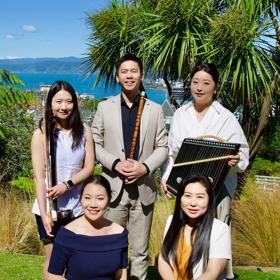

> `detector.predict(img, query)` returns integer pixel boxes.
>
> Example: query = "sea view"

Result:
[17,73,167,105]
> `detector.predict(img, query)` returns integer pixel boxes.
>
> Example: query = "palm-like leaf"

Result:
[84,0,280,171]
[0,70,36,139]
[84,0,144,89]
[0,70,35,105]
[207,0,278,117]
[141,0,213,80]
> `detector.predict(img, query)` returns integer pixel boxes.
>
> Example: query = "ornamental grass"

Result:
[232,178,280,266]
[0,189,42,255]
[149,195,175,265]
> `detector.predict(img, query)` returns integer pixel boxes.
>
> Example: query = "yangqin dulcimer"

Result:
[166,136,240,195]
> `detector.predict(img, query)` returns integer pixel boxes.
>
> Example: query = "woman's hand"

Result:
[48,273,66,280]
[158,253,176,280]
[196,259,228,280]
[47,182,67,200]
[41,214,54,237]
[160,179,173,198]
[115,268,127,280]
[227,154,240,167]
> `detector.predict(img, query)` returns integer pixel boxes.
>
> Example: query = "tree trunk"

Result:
[236,90,274,198]
[163,73,180,109]
[249,94,272,162]
[250,8,280,162]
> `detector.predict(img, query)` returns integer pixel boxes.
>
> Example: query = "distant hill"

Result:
[0,57,87,74]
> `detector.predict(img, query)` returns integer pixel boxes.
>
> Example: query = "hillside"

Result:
[0,57,86,74]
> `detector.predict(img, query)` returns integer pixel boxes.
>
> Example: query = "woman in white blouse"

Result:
[161,63,249,212]
[161,63,249,279]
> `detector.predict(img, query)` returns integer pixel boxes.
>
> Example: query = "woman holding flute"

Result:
[31,80,94,279]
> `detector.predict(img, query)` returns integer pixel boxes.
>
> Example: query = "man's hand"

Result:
[115,160,134,177]
[115,159,148,184]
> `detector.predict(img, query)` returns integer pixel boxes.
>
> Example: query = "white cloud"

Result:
[0,56,23,59]
[22,24,36,32]
[5,34,15,39]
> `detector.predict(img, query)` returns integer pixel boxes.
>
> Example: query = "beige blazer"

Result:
[92,94,168,205]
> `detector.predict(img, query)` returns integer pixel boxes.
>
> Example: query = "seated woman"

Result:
[158,174,231,280]
[48,175,128,280]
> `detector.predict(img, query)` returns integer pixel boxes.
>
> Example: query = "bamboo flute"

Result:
[128,91,146,159]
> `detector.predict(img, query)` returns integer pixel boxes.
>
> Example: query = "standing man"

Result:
[92,54,168,280]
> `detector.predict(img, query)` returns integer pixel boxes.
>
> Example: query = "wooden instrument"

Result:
[128,90,146,159]
[43,101,72,223]
[166,136,240,195]
[42,101,56,226]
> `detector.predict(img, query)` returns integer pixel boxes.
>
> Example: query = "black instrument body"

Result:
[166,138,240,195]
[46,112,72,222]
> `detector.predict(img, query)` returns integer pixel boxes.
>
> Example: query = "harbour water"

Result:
[17,73,167,105]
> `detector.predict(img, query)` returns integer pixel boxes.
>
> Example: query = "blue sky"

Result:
[0,0,109,59]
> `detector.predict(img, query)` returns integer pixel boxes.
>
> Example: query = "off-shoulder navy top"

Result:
[48,226,128,280]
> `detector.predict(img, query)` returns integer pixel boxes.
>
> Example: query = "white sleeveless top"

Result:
[32,129,86,217]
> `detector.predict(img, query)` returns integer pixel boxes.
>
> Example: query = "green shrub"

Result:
[0,105,35,183]
[251,156,280,176]
[10,176,35,194]
[94,164,103,175]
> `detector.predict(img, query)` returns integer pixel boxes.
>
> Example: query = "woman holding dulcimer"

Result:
[31,80,94,280]
[161,63,249,279]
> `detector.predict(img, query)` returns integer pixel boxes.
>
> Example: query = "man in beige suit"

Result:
[92,54,168,280]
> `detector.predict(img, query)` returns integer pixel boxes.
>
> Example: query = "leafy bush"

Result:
[258,125,280,162]
[0,105,35,183]
[232,182,280,266]
[10,176,35,194]
[94,164,103,175]
[251,156,280,176]
[83,98,105,112]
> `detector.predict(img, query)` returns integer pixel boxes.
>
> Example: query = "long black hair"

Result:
[161,174,215,278]
[43,80,84,151]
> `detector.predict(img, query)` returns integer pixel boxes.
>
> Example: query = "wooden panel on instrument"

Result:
[166,138,240,195]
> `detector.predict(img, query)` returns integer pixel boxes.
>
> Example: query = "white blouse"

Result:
[162,101,249,198]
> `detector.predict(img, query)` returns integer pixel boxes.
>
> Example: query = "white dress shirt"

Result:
[162,100,249,197]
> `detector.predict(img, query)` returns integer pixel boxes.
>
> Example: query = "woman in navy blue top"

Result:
[48,175,128,280]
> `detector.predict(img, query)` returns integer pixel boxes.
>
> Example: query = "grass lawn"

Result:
[148,266,280,280]
[0,252,280,280]
[0,252,44,280]
[234,268,280,280]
